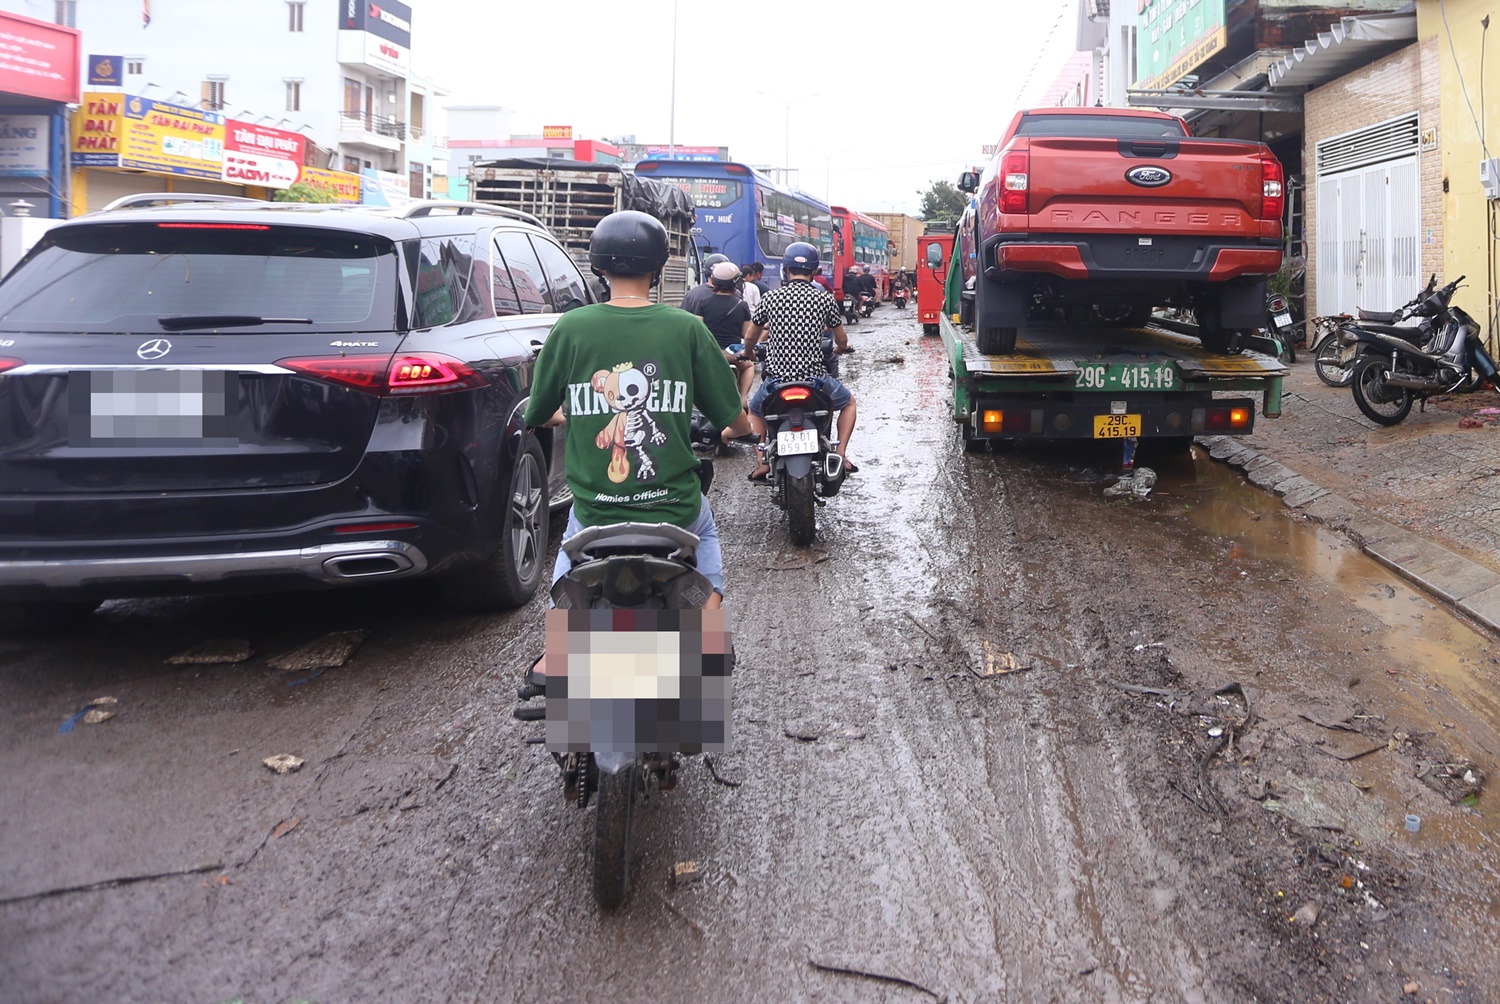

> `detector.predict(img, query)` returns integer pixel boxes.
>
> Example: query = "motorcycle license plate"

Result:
[1093,414,1141,438]
[776,429,819,455]
[1274,313,1293,328]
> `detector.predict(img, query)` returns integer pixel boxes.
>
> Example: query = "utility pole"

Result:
[668,0,678,158]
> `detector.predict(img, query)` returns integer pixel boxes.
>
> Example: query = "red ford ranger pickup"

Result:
[956,107,1284,354]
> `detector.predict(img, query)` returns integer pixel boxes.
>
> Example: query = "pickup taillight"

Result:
[1261,152,1284,222]
[1000,151,1029,215]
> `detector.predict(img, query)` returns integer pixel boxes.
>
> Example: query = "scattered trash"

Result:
[1103,466,1158,499]
[1291,902,1319,925]
[267,630,367,672]
[165,637,254,665]
[1403,980,1420,995]
[88,696,118,707]
[1404,814,1421,833]
[1132,641,1165,652]
[58,696,120,734]
[262,754,305,775]
[807,950,949,1003]
[82,709,115,725]
[1350,778,1376,791]
[784,725,827,742]
[879,354,906,365]
[1263,774,1389,842]
[1339,874,1356,889]
[271,817,301,838]
[702,755,741,788]
[1415,758,1486,802]
[672,860,702,886]
[1207,726,1224,738]
[972,642,1033,678]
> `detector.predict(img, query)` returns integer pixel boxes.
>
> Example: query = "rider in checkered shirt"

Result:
[740,242,856,480]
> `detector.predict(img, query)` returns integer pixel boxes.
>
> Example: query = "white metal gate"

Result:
[1315,113,1421,315]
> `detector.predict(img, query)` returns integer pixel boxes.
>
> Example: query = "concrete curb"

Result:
[1199,435,1500,639]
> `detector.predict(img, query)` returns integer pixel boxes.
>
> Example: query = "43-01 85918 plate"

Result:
[775,429,819,456]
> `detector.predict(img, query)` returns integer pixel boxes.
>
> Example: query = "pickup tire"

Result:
[977,326,1018,355]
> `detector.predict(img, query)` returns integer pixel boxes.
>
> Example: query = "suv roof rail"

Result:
[99,192,266,212]
[400,200,544,228]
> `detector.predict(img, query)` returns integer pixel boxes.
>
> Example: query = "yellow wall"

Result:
[1418,0,1500,333]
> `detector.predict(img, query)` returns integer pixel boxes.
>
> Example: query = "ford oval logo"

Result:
[1126,166,1172,188]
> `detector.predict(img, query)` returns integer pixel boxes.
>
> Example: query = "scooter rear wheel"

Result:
[1351,357,1413,426]
[592,761,637,910]
[785,472,817,546]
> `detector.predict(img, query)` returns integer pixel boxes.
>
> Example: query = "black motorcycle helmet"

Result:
[588,210,670,287]
[702,252,731,274]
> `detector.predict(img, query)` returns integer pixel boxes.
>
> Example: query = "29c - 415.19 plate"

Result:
[1093,414,1141,439]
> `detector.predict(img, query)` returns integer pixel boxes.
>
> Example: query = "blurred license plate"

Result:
[70,370,237,446]
[1093,414,1141,438]
[1274,312,1293,328]
[776,429,818,455]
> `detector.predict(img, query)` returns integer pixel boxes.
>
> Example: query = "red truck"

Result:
[956,107,1284,355]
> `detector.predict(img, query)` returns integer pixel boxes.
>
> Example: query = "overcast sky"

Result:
[416,0,1080,216]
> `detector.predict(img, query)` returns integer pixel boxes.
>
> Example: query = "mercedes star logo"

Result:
[136,338,172,360]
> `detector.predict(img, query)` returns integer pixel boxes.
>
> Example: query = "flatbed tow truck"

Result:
[940,312,1286,453]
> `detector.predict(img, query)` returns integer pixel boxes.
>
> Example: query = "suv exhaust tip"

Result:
[322,549,418,579]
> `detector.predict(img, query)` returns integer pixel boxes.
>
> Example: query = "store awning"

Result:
[1266,10,1417,92]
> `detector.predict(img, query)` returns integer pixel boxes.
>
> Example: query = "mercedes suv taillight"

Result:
[278,353,485,395]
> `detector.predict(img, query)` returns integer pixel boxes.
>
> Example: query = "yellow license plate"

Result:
[1093,414,1141,438]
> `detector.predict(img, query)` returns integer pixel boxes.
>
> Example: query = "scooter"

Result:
[857,292,877,318]
[1313,275,1437,387]
[1348,281,1498,426]
[1266,291,1296,362]
[892,285,909,309]
[842,293,859,325]
[757,369,849,545]
[512,466,734,910]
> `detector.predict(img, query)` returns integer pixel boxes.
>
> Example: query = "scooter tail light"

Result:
[778,386,812,402]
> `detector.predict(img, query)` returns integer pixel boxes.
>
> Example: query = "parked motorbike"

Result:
[1266,291,1297,362]
[842,293,859,325]
[512,465,733,910]
[1313,275,1438,387]
[857,292,877,318]
[892,285,909,309]
[1348,281,1498,426]
[758,370,850,545]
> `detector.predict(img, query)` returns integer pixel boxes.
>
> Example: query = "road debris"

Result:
[1415,758,1485,803]
[262,754,305,775]
[1404,814,1421,833]
[1403,980,1420,995]
[972,642,1032,678]
[702,755,741,788]
[88,696,118,707]
[58,696,121,734]
[1263,774,1388,842]
[165,637,253,665]
[268,630,367,672]
[82,709,115,725]
[271,817,300,838]
[808,950,949,1003]
[672,860,703,886]
[1104,466,1157,499]
[1291,902,1320,925]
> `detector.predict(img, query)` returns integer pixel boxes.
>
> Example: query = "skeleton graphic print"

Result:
[591,360,668,483]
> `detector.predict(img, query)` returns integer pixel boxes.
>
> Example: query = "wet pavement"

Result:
[3,308,1500,1003]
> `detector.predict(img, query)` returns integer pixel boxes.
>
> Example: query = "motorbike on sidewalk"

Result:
[757,371,850,546]
[512,479,734,910]
[1313,275,1438,387]
[1266,291,1297,362]
[1348,281,1499,426]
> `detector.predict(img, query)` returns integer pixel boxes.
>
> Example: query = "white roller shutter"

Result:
[81,170,160,212]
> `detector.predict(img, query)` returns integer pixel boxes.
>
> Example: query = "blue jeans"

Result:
[749,373,852,415]
[550,495,725,596]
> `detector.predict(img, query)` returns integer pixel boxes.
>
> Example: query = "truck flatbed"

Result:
[941,315,1285,444]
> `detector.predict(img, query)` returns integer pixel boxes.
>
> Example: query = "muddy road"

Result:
[4,308,1500,1003]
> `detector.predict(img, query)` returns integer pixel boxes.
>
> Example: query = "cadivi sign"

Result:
[222,120,305,189]
[0,10,82,104]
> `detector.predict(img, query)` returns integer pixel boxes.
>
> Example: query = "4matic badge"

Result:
[330,340,379,348]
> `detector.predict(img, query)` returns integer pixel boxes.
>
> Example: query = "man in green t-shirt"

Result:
[524,211,752,608]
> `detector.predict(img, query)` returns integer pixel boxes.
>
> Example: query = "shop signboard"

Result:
[1135,0,1227,92]
[542,125,572,140]
[70,92,225,179]
[297,165,361,203]
[337,0,411,77]
[223,119,306,189]
[0,114,50,177]
[87,54,122,87]
[359,167,411,207]
[0,11,81,104]
[642,144,721,162]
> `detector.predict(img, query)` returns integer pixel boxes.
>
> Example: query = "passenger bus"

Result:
[633,159,834,285]
[830,207,891,301]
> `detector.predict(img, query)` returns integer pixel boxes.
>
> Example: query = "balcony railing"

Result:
[340,109,406,139]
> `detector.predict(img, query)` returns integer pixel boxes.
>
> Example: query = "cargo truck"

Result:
[467,158,700,303]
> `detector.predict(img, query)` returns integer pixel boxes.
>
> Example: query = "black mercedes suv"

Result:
[0,194,586,622]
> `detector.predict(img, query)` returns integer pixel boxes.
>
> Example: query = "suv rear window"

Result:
[0,222,400,333]
[1014,114,1187,139]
